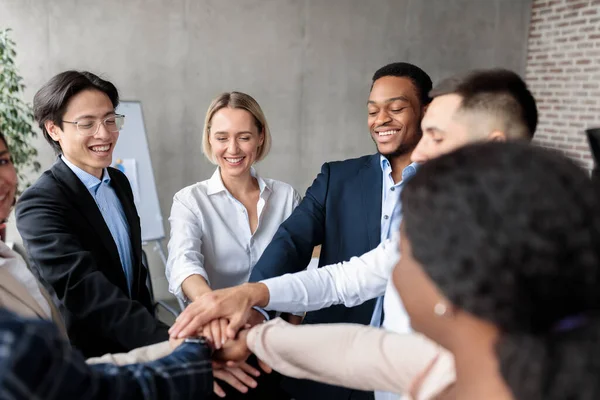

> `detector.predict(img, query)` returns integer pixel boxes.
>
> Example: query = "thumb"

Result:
[227,313,247,339]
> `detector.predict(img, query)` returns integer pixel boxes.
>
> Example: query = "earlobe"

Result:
[45,121,60,141]
[488,130,507,142]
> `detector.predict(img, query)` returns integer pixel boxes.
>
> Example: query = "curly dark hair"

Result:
[401,141,600,400]
[371,62,433,107]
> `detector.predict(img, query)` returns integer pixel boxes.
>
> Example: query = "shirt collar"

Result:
[380,155,419,181]
[206,167,270,196]
[380,155,392,173]
[61,155,110,193]
[402,162,419,181]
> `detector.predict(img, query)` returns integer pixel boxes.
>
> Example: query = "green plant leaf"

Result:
[0,28,39,189]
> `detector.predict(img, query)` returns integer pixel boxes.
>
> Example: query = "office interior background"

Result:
[2,0,599,303]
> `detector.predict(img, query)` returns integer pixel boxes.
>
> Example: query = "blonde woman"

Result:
[166,91,299,399]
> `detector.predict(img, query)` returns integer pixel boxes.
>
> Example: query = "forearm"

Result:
[263,239,397,313]
[86,341,172,365]
[182,274,212,300]
[89,342,213,399]
[247,319,451,395]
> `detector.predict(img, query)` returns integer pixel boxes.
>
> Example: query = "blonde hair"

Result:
[202,91,272,164]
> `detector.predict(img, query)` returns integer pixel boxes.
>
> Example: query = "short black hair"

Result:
[402,141,600,400]
[371,62,433,106]
[430,69,538,139]
[33,71,119,153]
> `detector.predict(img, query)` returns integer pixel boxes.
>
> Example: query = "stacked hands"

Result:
[169,283,272,397]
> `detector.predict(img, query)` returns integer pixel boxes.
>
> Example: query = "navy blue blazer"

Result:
[250,153,382,400]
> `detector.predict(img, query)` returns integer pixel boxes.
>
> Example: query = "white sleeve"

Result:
[292,188,302,209]
[165,193,210,301]
[262,235,400,313]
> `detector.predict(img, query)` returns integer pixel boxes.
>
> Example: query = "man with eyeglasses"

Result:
[15,71,171,358]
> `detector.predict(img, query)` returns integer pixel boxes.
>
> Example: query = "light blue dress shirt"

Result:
[369,156,418,327]
[61,156,135,295]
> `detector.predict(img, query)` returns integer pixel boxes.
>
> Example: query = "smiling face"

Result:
[208,107,264,179]
[368,76,423,158]
[0,139,17,223]
[45,89,119,179]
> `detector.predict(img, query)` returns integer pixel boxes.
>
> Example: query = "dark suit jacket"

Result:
[250,153,382,400]
[16,157,169,358]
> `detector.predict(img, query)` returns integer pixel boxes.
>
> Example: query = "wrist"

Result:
[182,274,212,302]
[246,282,270,308]
[251,306,270,322]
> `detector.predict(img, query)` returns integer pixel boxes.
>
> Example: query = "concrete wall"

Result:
[1,0,532,300]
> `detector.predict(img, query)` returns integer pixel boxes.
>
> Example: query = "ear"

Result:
[488,130,507,142]
[421,104,429,118]
[45,120,61,142]
[258,128,265,147]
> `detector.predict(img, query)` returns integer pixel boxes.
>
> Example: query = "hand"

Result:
[257,358,273,374]
[212,362,260,397]
[169,337,184,350]
[213,329,251,363]
[226,358,273,374]
[202,318,229,350]
[169,282,269,340]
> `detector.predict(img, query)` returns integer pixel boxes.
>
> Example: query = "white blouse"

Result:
[166,167,301,301]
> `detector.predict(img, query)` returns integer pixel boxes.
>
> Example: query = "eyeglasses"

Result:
[62,114,125,136]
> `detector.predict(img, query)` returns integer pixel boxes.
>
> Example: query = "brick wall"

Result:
[526,0,600,169]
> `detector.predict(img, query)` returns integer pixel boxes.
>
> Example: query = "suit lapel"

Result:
[107,168,143,296]
[360,154,383,250]
[50,159,123,282]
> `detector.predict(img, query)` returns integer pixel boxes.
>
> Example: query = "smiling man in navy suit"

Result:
[255,62,432,400]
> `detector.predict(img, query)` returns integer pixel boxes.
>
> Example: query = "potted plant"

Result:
[0,28,40,189]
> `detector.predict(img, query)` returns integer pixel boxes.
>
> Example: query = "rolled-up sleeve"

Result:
[166,192,210,301]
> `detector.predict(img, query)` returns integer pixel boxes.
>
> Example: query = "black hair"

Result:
[33,71,119,153]
[371,62,433,106]
[0,129,6,149]
[430,69,538,139]
[402,141,600,400]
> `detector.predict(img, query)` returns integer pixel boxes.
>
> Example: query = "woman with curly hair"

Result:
[394,141,600,400]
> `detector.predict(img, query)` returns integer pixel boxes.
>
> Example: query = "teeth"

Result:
[91,145,110,152]
[225,157,243,163]
[378,130,398,136]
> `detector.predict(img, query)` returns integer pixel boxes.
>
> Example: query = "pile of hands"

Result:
[168,284,272,397]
